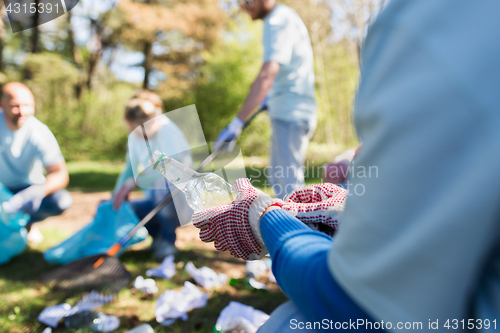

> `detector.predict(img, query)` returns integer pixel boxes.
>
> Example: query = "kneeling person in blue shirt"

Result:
[0,82,72,225]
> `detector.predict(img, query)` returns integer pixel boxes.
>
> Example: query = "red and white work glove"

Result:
[282,183,347,237]
[192,178,281,260]
[112,178,136,210]
[192,179,348,260]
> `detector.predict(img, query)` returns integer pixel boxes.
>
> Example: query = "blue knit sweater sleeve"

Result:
[260,209,375,328]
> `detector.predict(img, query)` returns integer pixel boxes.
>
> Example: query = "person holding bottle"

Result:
[112,90,192,260]
[0,82,72,227]
[192,0,500,331]
[216,0,317,199]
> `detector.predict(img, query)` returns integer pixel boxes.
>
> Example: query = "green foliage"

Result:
[191,17,271,156]
[23,53,135,161]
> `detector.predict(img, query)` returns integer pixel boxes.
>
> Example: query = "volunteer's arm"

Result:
[43,161,69,196]
[260,208,374,326]
[236,61,279,122]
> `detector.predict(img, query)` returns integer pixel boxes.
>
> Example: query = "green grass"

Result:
[66,161,325,194]
[0,227,288,333]
[2,160,303,332]
[0,160,324,332]
[67,161,124,192]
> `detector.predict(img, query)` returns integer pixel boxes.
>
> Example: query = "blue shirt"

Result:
[260,0,500,329]
[0,112,64,188]
[263,4,317,123]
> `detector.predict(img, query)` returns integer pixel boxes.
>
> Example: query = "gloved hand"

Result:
[216,117,245,144]
[192,178,281,260]
[112,178,136,210]
[1,185,45,215]
[282,183,347,236]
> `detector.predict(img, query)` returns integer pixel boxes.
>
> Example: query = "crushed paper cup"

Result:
[215,301,269,333]
[155,281,208,325]
[146,255,176,279]
[134,276,158,294]
[185,261,227,288]
[248,278,268,290]
[102,314,120,332]
[245,260,267,278]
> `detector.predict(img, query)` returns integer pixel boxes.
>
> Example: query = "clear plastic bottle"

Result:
[149,150,236,213]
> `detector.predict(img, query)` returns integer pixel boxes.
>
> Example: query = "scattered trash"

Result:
[248,278,268,290]
[74,291,114,312]
[245,260,267,278]
[27,225,44,244]
[214,301,270,333]
[38,291,114,328]
[125,323,154,333]
[146,255,176,279]
[133,276,158,294]
[185,261,227,289]
[155,281,208,326]
[38,303,76,328]
[63,310,119,332]
[41,327,52,333]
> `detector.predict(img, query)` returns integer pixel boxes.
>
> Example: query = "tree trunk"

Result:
[86,50,101,90]
[67,11,83,98]
[0,2,5,72]
[86,20,102,90]
[31,0,41,53]
[142,41,153,89]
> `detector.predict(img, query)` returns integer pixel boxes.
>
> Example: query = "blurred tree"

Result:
[23,52,135,160]
[192,15,265,154]
[117,0,225,92]
[0,2,5,72]
[30,0,41,53]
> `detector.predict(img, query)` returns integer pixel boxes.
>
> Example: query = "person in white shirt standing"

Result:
[216,0,317,199]
[0,82,72,225]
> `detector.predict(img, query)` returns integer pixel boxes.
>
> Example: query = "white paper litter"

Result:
[133,276,158,294]
[248,278,268,290]
[74,291,114,312]
[125,323,154,333]
[146,255,176,279]
[102,314,120,332]
[155,281,208,326]
[38,303,77,328]
[27,225,44,243]
[185,261,227,288]
[245,260,267,278]
[38,291,113,328]
[42,327,52,333]
[215,301,270,333]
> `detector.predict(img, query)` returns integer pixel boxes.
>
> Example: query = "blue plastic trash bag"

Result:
[0,184,30,265]
[44,201,148,265]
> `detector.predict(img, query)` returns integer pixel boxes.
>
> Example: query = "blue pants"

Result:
[9,187,73,224]
[269,119,315,199]
[129,188,180,244]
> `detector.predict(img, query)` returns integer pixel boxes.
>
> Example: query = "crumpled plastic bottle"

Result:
[149,150,236,213]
